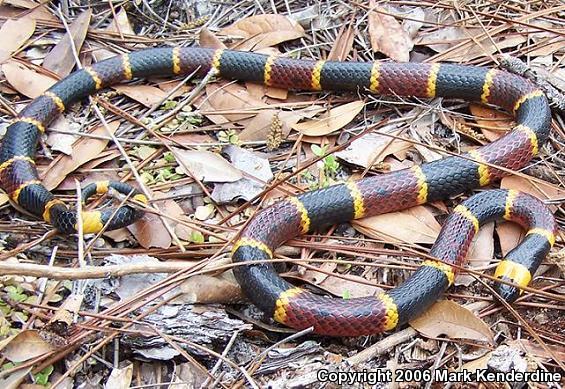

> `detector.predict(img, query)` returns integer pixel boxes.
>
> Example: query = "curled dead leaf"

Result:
[410,300,494,344]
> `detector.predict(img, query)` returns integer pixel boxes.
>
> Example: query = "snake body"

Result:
[0,47,556,336]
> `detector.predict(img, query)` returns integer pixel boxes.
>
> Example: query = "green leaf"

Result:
[161,100,177,110]
[164,151,175,163]
[190,231,205,244]
[310,144,323,156]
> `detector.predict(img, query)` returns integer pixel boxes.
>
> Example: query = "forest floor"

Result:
[0,0,563,388]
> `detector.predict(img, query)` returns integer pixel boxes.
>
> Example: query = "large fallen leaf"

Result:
[292,100,364,136]
[220,14,305,50]
[2,60,57,98]
[0,330,56,362]
[211,145,273,203]
[202,83,268,123]
[128,212,172,249]
[127,194,194,249]
[335,126,411,168]
[172,147,242,183]
[410,300,494,344]
[43,9,91,77]
[353,205,441,244]
[113,85,167,107]
[0,16,36,63]
[368,2,412,62]
[41,121,120,190]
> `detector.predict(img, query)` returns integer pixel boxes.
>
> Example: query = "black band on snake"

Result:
[0,47,556,336]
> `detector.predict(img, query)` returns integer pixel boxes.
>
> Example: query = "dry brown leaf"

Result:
[469,104,513,141]
[128,212,172,249]
[220,14,305,50]
[292,100,364,136]
[528,37,564,56]
[415,27,481,53]
[202,83,268,123]
[352,205,441,244]
[0,193,8,207]
[110,7,134,35]
[0,16,36,63]
[239,108,323,142]
[41,121,120,190]
[335,128,412,168]
[1,0,57,22]
[507,339,565,361]
[368,2,412,62]
[245,81,288,101]
[92,8,133,61]
[105,363,133,389]
[175,273,242,304]
[456,222,494,287]
[113,85,167,107]
[0,330,56,362]
[2,60,57,98]
[410,300,494,344]
[328,21,355,61]
[320,274,383,299]
[449,35,527,63]
[0,366,32,389]
[43,9,91,77]
[459,352,491,373]
[46,116,74,155]
[172,147,242,183]
[497,222,523,257]
[199,27,226,49]
[501,176,565,207]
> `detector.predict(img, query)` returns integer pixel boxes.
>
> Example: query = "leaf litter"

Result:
[0,1,563,387]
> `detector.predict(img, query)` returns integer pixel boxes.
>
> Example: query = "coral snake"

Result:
[0,47,556,336]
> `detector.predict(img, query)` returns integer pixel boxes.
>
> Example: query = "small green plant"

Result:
[160,100,177,110]
[311,144,340,188]
[5,285,27,303]
[33,365,54,386]
[217,129,240,145]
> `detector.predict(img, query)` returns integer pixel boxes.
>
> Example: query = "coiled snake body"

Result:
[0,47,556,336]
